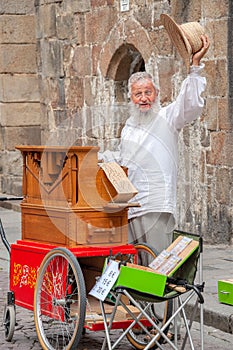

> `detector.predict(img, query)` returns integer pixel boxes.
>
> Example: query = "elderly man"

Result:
[101,35,210,253]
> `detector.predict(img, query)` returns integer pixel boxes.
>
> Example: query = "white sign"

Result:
[89,260,120,301]
[120,0,129,12]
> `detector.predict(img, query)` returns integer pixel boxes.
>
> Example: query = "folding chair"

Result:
[99,230,204,350]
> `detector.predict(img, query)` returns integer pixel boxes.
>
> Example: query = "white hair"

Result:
[128,71,158,98]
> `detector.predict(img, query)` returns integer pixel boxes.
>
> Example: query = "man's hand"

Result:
[192,35,210,66]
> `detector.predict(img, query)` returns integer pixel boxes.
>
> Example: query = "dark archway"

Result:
[106,44,145,102]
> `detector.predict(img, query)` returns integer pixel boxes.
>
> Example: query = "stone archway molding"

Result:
[99,17,153,79]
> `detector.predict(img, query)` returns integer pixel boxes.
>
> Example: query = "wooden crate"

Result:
[114,235,199,297]
[16,146,129,246]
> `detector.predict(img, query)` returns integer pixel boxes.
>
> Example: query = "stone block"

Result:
[206,20,228,59]
[218,98,231,131]
[0,75,39,102]
[11,180,23,196]
[217,206,232,242]
[63,0,91,13]
[0,44,37,73]
[0,15,36,44]
[0,128,3,150]
[205,60,227,98]
[134,4,154,29]
[207,131,233,167]
[216,167,231,205]
[66,76,84,108]
[72,46,92,76]
[0,102,41,127]
[39,77,65,111]
[204,97,218,131]
[203,0,228,18]
[56,14,75,40]
[150,27,173,58]
[85,7,117,44]
[0,151,23,176]
[41,40,63,77]
[0,0,34,14]
[157,58,174,104]
[170,0,202,22]
[92,44,102,76]
[37,4,56,39]
[91,0,106,6]
[3,126,41,151]
[1,174,23,196]
[76,14,86,46]
[84,77,95,107]
[63,44,73,74]
[38,76,59,105]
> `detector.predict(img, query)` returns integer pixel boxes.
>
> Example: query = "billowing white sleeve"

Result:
[165,64,206,130]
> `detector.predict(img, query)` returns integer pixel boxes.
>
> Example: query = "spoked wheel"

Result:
[34,247,86,350]
[126,243,173,349]
[3,304,16,342]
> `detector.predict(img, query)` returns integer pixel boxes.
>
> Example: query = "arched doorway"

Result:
[106,44,145,103]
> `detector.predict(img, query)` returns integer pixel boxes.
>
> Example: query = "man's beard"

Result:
[128,99,161,127]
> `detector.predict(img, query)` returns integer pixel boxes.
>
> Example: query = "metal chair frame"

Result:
[99,230,205,350]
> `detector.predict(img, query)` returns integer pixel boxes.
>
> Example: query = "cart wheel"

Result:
[34,247,86,350]
[3,304,16,342]
[126,243,173,350]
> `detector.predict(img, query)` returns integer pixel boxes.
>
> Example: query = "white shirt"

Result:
[102,64,206,220]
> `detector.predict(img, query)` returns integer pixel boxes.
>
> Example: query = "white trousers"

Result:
[128,212,180,334]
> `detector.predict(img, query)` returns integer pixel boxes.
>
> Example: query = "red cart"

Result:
[1,146,169,350]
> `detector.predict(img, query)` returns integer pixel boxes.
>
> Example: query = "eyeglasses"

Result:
[132,90,153,99]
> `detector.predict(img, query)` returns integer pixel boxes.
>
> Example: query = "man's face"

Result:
[130,79,158,112]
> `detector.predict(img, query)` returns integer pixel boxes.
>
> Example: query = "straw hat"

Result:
[160,14,205,70]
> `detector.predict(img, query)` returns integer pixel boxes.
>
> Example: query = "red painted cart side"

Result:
[10,240,137,311]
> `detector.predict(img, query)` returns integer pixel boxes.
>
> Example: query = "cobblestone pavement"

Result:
[1,270,233,350]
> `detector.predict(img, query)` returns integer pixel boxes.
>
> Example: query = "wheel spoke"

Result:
[34,248,86,350]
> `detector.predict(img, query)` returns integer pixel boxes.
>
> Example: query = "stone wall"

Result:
[0,0,232,244]
[0,0,41,195]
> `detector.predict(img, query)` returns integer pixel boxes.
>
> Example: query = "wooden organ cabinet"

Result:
[16,146,136,247]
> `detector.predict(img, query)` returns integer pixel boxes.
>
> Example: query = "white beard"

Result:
[128,99,161,127]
